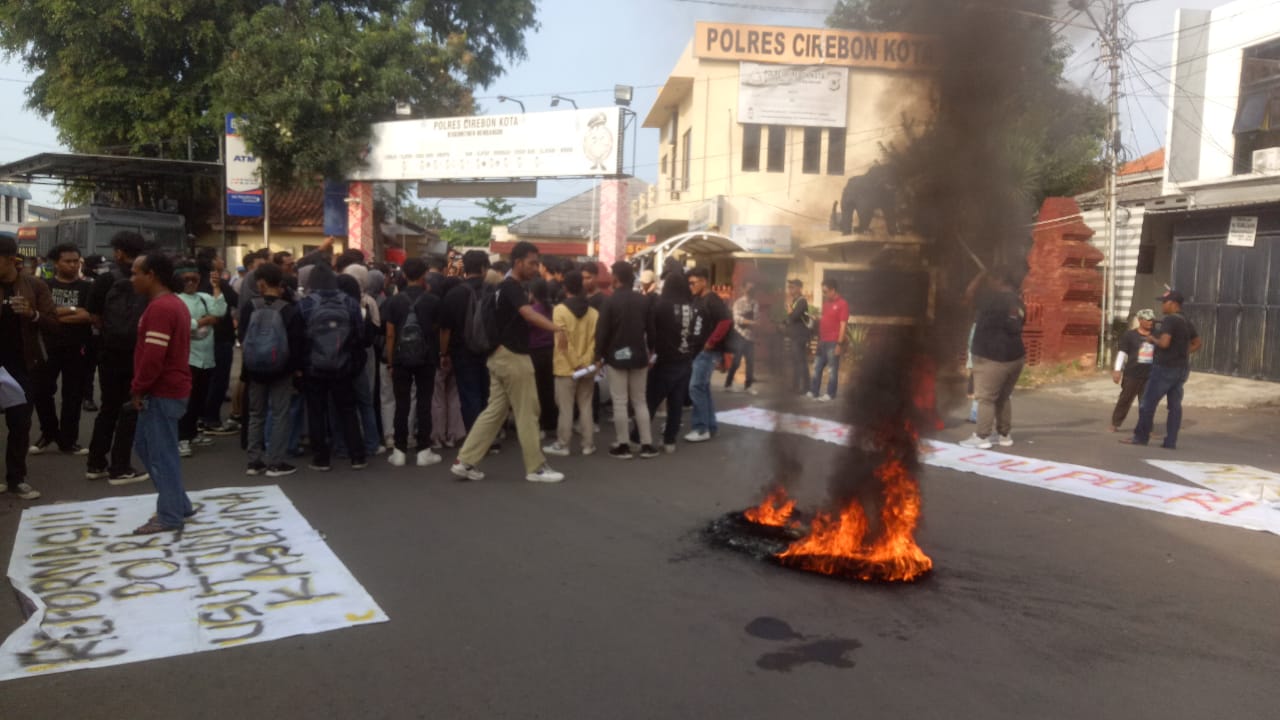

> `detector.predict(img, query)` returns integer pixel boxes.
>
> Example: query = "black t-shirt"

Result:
[0,281,24,375]
[587,291,605,311]
[86,265,127,316]
[652,298,700,363]
[1118,328,1156,379]
[495,276,531,354]
[384,285,441,364]
[441,276,483,336]
[1154,313,1197,368]
[44,277,92,350]
[971,289,1026,362]
[692,291,730,351]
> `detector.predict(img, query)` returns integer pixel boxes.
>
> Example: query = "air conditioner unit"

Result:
[1252,147,1280,173]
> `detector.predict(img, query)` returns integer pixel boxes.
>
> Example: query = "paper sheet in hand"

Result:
[0,367,26,409]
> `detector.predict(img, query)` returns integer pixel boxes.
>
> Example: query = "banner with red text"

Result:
[0,486,387,682]
[715,406,1280,536]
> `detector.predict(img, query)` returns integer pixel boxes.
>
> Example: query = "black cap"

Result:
[1157,289,1185,304]
[0,236,16,257]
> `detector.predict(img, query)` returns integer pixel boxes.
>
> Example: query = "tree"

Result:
[0,1,537,183]
[439,197,521,247]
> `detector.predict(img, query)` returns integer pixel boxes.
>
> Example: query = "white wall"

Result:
[1167,0,1280,187]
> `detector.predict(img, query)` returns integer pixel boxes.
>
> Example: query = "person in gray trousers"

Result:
[238,262,306,477]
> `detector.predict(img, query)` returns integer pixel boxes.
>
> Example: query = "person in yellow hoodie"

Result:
[543,269,598,457]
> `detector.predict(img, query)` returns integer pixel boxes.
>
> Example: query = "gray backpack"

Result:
[243,299,290,375]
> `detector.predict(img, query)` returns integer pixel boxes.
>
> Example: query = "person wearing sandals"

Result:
[128,251,195,535]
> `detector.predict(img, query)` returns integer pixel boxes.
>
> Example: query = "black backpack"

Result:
[306,293,354,377]
[101,270,147,353]
[463,284,502,356]
[393,294,430,368]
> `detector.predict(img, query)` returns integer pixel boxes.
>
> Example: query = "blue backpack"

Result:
[307,293,353,377]
[243,298,291,375]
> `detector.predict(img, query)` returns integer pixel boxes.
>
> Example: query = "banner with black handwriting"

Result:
[0,486,387,682]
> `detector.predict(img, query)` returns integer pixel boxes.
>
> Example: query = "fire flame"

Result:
[777,455,932,583]
[743,487,797,527]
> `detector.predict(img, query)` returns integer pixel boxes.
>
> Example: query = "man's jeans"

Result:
[4,401,32,490]
[392,364,437,452]
[248,377,294,467]
[647,359,691,445]
[1132,364,1190,448]
[34,345,86,448]
[689,350,721,435]
[788,336,810,394]
[135,396,192,528]
[88,358,138,474]
[305,377,365,466]
[724,337,755,389]
[202,340,235,426]
[810,342,841,398]
[452,351,490,431]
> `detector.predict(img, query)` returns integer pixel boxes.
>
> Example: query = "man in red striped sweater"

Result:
[128,251,194,535]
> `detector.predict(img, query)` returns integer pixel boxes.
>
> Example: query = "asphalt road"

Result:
[2,384,1278,719]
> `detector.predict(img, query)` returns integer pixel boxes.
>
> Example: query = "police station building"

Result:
[631,21,937,319]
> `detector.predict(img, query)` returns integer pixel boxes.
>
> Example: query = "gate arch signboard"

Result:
[348,107,624,182]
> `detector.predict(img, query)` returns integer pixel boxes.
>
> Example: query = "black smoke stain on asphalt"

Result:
[745,616,806,641]
[756,638,862,673]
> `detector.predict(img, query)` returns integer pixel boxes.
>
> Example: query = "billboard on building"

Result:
[731,224,793,254]
[350,107,623,182]
[739,62,849,128]
[225,114,263,218]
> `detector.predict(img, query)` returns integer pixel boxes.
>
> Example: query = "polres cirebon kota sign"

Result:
[694,21,938,72]
[349,107,623,182]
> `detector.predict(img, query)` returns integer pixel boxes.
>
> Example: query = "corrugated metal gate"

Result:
[1170,213,1280,380]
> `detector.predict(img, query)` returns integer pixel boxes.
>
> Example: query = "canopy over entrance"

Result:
[630,231,743,272]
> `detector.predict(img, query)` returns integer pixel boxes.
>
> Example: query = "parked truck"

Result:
[16,204,188,261]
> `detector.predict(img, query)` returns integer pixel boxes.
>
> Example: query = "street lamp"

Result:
[613,84,634,107]
[550,95,578,109]
[497,95,526,113]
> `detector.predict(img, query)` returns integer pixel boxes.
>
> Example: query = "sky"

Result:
[0,0,1232,220]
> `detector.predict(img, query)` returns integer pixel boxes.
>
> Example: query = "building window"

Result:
[802,128,823,174]
[827,128,847,176]
[682,128,692,190]
[1233,39,1280,174]
[742,124,762,172]
[661,154,668,176]
[766,125,786,173]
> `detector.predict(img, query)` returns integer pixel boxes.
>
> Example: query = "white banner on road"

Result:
[716,407,1280,537]
[1146,461,1280,508]
[0,486,387,682]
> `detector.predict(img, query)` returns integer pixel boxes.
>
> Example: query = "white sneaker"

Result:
[818,394,833,402]
[526,464,565,483]
[804,392,817,399]
[581,444,596,456]
[387,449,406,467]
[450,460,484,481]
[374,444,387,456]
[416,449,442,466]
[746,387,759,396]
[997,434,1014,447]
[959,434,993,450]
[542,442,570,457]
[178,440,192,457]
[663,444,676,454]
[684,430,711,443]
[724,385,741,393]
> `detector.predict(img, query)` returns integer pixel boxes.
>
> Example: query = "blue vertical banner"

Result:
[323,180,349,237]
[225,114,264,217]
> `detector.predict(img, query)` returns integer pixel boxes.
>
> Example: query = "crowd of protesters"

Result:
[0,232,832,532]
[0,229,1209,533]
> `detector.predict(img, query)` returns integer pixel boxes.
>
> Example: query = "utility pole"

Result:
[1072,0,1124,366]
